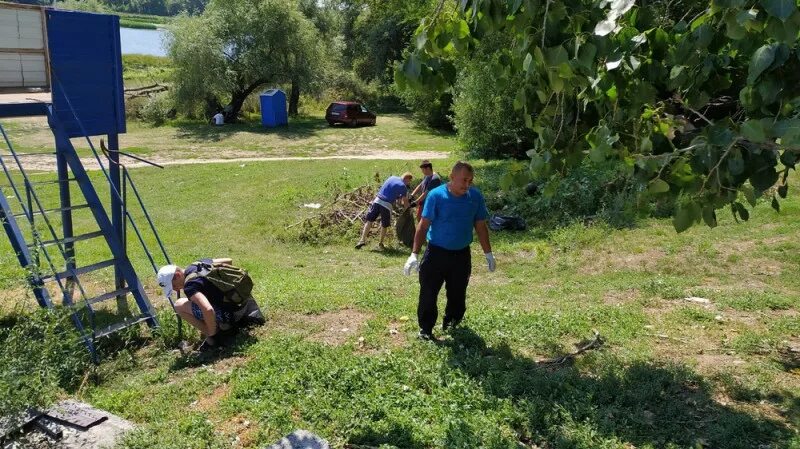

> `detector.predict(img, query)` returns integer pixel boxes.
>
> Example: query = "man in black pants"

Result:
[403,161,495,340]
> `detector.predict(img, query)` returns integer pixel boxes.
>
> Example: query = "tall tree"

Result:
[167,0,323,121]
[339,0,437,84]
[401,0,800,231]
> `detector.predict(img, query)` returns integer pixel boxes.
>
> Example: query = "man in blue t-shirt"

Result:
[403,161,496,340]
[356,172,413,250]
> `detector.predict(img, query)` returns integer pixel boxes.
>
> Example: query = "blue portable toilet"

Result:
[260,89,288,127]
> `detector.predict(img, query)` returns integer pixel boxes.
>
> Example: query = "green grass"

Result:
[120,19,159,30]
[118,12,170,27]
[0,118,798,448]
[122,54,172,85]
[0,113,457,160]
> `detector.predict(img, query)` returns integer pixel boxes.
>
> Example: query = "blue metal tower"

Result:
[0,3,170,361]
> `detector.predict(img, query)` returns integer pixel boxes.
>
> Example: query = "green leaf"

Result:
[774,118,800,138]
[739,85,760,110]
[771,196,781,211]
[416,31,428,50]
[648,179,670,194]
[577,42,597,69]
[747,44,777,85]
[740,119,771,143]
[524,113,533,129]
[725,12,747,39]
[523,52,533,74]
[545,46,569,67]
[780,149,798,168]
[549,71,565,93]
[557,62,574,79]
[761,0,797,20]
[640,137,653,153]
[589,146,606,163]
[536,90,548,103]
[670,66,685,80]
[702,206,717,228]
[735,202,750,221]
[606,84,618,101]
[777,184,788,198]
[673,203,696,233]
[750,166,779,192]
[513,89,526,111]
[508,0,523,14]
[728,151,745,176]
[457,19,470,38]
[404,54,421,80]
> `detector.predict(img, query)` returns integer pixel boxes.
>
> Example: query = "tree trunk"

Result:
[224,79,267,122]
[289,79,300,116]
[225,91,248,123]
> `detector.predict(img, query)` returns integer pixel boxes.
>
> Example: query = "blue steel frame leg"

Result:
[47,108,157,329]
[56,144,76,305]
[108,134,129,315]
[0,191,53,308]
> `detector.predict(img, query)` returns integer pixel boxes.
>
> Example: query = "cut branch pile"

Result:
[292,184,399,244]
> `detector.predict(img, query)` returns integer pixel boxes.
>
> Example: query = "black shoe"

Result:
[242,314,266,327]
[418,330,434,341]
[442,319,461,333]
[355,241,367,249]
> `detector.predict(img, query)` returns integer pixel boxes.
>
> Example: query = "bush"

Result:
[482,160,640,229]
[396,83,453,130]
[0,309,91,416]
[139,93,176,125]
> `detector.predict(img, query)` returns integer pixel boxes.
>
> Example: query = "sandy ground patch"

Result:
[580,248,667,275]
[300,308,372,346]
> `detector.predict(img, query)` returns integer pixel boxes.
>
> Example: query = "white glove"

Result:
[485,252,496,272]
[403,253,419,275]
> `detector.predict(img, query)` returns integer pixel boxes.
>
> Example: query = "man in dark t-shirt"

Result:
[157,258,237,348]
[410,160,442,221]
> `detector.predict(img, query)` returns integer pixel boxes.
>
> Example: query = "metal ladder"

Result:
[0,106,170,362]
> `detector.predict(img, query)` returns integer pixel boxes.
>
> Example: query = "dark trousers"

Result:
[417,244,471,333]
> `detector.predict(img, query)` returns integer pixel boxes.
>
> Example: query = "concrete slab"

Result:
[2,400,134,449]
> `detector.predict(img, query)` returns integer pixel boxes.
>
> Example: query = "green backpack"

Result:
[185,261,254,309]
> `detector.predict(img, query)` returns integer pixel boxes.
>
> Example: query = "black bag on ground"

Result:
[395,207,416,247]
[488,214,526,231]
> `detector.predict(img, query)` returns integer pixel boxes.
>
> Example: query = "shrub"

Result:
[396,83,453,130]
[0,309,91,416]
[482,160,640,229]
[139,93,176,125]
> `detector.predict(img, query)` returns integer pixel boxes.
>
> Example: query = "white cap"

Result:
[157,265,178,298]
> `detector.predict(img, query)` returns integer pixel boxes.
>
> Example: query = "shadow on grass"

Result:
[167,328,260,372]
[173,116,332,143]
[436,326,794,449]
[346,424,426,449]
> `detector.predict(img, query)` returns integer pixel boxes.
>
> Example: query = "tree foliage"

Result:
[400,0,800,231]
[167,0,324,120]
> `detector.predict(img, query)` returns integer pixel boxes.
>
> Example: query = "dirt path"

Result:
[12,150,450,172]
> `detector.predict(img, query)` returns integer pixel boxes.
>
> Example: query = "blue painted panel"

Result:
[46,9,126,138]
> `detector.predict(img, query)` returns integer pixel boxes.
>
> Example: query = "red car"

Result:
[325,101,376,127]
